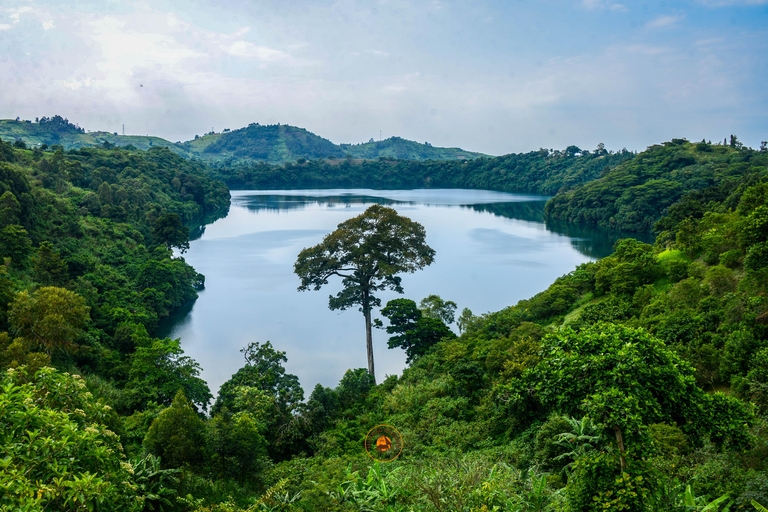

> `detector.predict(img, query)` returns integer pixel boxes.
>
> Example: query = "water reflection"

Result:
[229,190,644,259]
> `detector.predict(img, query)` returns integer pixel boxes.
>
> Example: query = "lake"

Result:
[159,189,640,399]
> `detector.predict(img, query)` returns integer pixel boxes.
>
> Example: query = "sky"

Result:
[1,0,766,156]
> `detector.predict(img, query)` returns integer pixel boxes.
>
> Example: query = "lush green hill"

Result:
[0,117,192,156]
[192,123,345,163]
[341,136,486,161]
[1,117,486,165]
[544,137,768,232]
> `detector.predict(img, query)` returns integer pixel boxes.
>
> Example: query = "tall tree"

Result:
[294,204,435,382]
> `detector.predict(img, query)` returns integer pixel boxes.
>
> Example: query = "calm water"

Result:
[160,189,639,398]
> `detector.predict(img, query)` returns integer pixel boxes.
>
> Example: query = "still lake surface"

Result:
[159,189,640,398]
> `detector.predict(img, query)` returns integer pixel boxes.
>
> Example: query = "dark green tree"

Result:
[294,204,435,382]
[380,298,456,363]
[0,225,32,267]
[144,390,208,469]
[126,334,212,413]
[152,213,190,253]
[0,191,21,226]
[32,241,69,286]
[212,341,304,460]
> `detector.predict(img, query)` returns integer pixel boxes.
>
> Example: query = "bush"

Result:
[0,366,139,511]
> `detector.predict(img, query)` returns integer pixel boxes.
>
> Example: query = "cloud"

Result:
[581,0,628,11]
[0,23,12,31]
[645,14,684,29]
[223,41,290,62]
[41,19,54,30]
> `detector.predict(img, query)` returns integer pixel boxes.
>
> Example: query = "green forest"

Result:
[1,134,767,512]
[205,143,635,195]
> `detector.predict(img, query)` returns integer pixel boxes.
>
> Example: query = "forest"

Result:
[204,143,635,196]
[0,135,767,512]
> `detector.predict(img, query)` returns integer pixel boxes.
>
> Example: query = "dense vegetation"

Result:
[1,134,767,512]
[340,136,485,161]
[544,137,768,232]
[207,144,635,195]
[0,137,228,409]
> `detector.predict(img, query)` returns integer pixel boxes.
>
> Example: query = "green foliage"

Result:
[547,140,767,232]
[207,407,270,485]
[648,423,690,458]
[506,323,752,454]
[566,451,652,512]
[0,224,32,266]
[32,240,69,286]
[419,294,458,325]
[595,239,660,295]
[0,366,139,511]
[380,298,456,363]
[131,454,181,512]
[126,334,212,412]
[152,212,190,253]
[210,142,633,194]
[144,390,208,469]
[9,286,89,356]
[212,341,303,461]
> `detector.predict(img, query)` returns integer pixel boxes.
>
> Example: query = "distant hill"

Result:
[341,136,485,161]
[189,123,345,163]
[0,117,191,156]
[0,117,486,164]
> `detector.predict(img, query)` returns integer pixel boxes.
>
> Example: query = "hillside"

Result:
[544,138,768,232]
[0,117,486,165]
[341,136,486,160]
[191,123,345,163]
[0,118,192,156]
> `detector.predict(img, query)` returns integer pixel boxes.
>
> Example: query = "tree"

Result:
[126,334,212,413]
[152,212,190,253]
[32,241,69,286]
[212,341,304,461]
[380,298,455,363]
[0,225,31,267]
[294,204,435,382]
[9,286,89,356]
[213,341,303,415]
[144,390,208,469]
[419,294,457,324]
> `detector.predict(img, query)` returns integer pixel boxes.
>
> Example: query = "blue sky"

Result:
[1,0,766,155]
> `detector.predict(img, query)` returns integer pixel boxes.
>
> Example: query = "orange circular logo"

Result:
[365,425,403,462]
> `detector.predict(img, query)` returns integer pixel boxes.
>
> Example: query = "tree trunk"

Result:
[363,308,376,385]
[614,425,626,472]
[364,308,376,385]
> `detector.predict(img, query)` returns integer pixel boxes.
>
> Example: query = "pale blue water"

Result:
[161,189,632,398]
